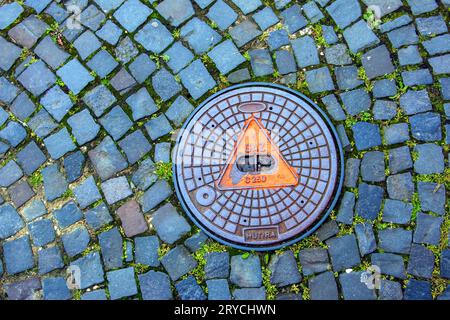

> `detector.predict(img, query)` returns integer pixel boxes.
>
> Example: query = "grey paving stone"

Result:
[384,123,409,145]
[62,226,90,257]
[114,0,152,32]
[344,158,360,188]
[407,244,434,279]
[231,0,261,14]
[362,0,402,17]
[74,30,101,60]
[339,271,376,300]
[115,36,139,64]
[10,92,36,121]
[3,236,35,275]
[356,183,384,220]
[166,96,194,127]
[335,66,363,90]
[416,15,447,36]
[8,180,34,208]
[322,25,338,45]
[410,112,442,142]
[207,0,237,31]
[253,7,279,31]
[280,4,307,34]
[208,40,246,75]
[22,200,47,222]
[298,248,330,276]
[268,251,302,287]
[379,14,412,33]
[99,227,123,270]
[441,250,450,279]
[184,231,209,252]
[16,141,46,175]
[95,0,125,12]
[429,54,450,74]
[414,212,443,246]
[387,24,419,48]
[135,236,159,267]
[387,172,414,201]
[38,246,64,275]
[374,96,399,116]
[0,161,23,188]
[336,191,355,225]
[402,69,433,86]
[0,121,26,147]
[28,219,55,247]
[303,1,324,22]
[73,176,101,209]
[129,54,156,84]
[181,17,221,53]
[371,253,406,279]
[179,60,216,100]
[83,85,116,117]
[119,130,151,164]
[3,278,41,300]
[229,20,261,47]
[336,124,350,150]
[379,279,403,300]
[407,0,438,15]
[164,42,194,74]
[151,203,190,244]
[135,19,173,54]
[8,15,47,49]
[81,290,107,300]
[361,45,395,79]
[100,106,133,141]
[314,221,338,243]
[398,45,423,66]
[67,108,100,146]
[0,204,24,240]
[327,235,361,272]
[414,143,444,175]
[87,50,118,78]
[107,267,138,300]
[351,122,381,151]
[18,60,56,96]
[126,87,157,121]
[207,279,231,300]
[132,158,158,191]
[110,68,137,94]
[0,36,21,71]
[305,67,334,93]
[343,20,380,54]
[379,228,412,254]
[267,29,289,51]
[42,163,68,201]
[80,4,105,31]
[418,182,445,216]
[355,223,377,256]
[57,59,94,95]
[0,77,20,104]
[145,114,173,141]
[53,201,83,229]
[441,77,450,100]
[404,279,432,300]
[0,2,24,30]
[96,20,122,45]
[340,89,371,116]
[205,252,230,279]
[152,68,182,101]
[157,0,194,27]
[309,271,338,300]
[139,271,173,300]
[399,89,432,115]
[230,254,262,287]
[162,245,197,281]
[361,151,385,182]
[321,94,346,121]
[85,202,113,231]
[42,277,71,300]
[326,0,361,29]
[438,286,450,300]
[44,127,76,160]
[292,36,320,67]
[88,136,128,181]
[249,49,274,77]
[176,275,207,300]
[115,200,146,237]
[233,287,266,300]
[383,199,412,225]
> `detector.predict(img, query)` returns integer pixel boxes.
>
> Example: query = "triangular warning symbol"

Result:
[216,116,298,191]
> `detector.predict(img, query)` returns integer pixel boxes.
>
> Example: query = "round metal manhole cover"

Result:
[173,83,344,251]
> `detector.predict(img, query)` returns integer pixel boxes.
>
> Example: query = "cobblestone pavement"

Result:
[0,0,449,301]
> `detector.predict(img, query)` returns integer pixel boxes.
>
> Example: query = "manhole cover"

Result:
[173,83,344,251]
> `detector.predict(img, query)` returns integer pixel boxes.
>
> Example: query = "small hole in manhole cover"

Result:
[174,83,344,251]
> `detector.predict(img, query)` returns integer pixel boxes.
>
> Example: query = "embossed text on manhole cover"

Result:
[173,83,344,250]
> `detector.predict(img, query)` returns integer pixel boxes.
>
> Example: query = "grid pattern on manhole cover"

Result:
[174,84,343,250]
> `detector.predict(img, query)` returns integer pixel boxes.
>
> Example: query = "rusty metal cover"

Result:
[173,83,344,251]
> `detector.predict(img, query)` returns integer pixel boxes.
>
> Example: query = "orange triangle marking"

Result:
[216,116,299,191]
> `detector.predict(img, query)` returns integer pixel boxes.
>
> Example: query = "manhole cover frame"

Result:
[173,82,345,251]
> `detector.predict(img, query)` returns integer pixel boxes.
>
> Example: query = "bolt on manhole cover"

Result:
[173,83,344,251]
